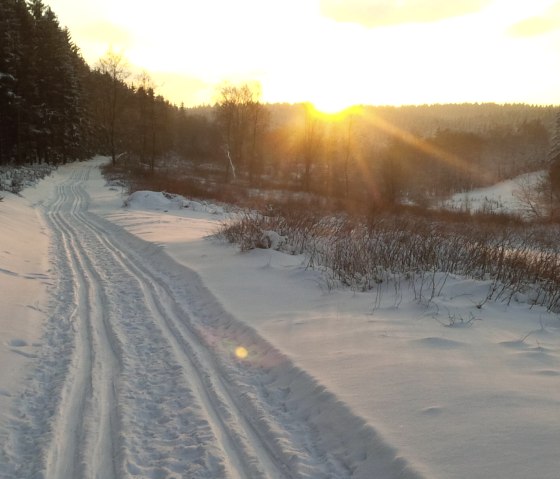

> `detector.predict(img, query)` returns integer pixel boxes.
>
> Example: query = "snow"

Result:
[442,170,545,217]
[0,188,50,416]
[125,189,226,215]
[1,157,559,478]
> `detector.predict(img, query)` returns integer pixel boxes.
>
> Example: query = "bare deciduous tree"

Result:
[96,49,129,165]
[215,81,267,183]
[513,172,548,219]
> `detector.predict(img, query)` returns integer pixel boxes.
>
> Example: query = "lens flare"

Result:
[235,346,248,359]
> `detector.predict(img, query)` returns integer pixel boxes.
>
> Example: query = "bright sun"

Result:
[311,96,355,115]
[306,100,363,122]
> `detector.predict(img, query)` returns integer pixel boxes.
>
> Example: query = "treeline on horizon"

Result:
[1,0,560,209]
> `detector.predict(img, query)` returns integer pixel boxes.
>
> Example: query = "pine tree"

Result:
[0,0,18,164]
[0,0,32,164]
[31,1,84,163]
[0,0,94,165]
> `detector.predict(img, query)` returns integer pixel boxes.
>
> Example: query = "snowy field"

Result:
[1,157,559,478]
[442,171,545,217]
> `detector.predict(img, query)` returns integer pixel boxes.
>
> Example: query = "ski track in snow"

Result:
[0,163,424,478]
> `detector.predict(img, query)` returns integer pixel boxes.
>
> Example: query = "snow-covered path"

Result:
[1,163,421,478]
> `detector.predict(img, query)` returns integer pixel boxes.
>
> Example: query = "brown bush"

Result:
[219,209,560,311]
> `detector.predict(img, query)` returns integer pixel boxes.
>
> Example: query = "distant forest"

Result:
[1,0,560,209]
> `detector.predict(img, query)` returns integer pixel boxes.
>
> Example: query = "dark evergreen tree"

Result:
[0,0,34,165]
[0,0,91,165]
[0,0,19,163]
[33,2,89,163]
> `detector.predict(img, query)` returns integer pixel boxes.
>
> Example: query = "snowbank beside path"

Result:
[99,174,560,479]
[0,187,52,418]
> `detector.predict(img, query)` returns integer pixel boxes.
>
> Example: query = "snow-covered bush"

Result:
[0,164,56,194]
[219,212,286,251]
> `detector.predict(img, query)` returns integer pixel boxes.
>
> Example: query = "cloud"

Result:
[320,0,493,27]
[507,2,560,37]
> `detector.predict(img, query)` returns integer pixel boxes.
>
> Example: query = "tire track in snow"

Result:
[44,168,121,479]
[43,178,94,479]
[47,167,231,478]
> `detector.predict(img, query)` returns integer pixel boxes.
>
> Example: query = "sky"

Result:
[45,0,560,111]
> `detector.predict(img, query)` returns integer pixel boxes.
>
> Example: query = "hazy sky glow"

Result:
[45,0,560,110]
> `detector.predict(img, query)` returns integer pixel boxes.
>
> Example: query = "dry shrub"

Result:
[219,209,560,311]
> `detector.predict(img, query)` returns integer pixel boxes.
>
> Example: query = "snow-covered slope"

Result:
[442,170,545,217]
